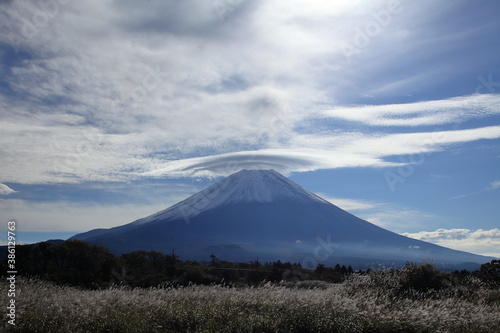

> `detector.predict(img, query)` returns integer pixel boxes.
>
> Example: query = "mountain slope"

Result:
[71,169,493,268]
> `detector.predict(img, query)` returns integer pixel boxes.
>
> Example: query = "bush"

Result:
[399,262,448,294]
[477,260,500,285]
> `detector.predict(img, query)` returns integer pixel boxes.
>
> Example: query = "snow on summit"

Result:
[132,169,328,224]
[215,169,328,205]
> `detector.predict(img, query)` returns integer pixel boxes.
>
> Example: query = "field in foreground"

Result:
[1,271,499,333]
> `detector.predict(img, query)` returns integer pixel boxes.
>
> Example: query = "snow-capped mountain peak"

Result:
[212,169,328,205]
[133,169,329,224]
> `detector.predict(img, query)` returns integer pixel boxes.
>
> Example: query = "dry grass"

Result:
[1,273,499,332]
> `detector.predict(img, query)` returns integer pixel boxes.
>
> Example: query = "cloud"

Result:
[402,228,500,257]
[1,117,499,184]
[139,148,401,179]
[317,195,435,232]
[321,196,378,211]
[449,191,482,201]
[450,179,500,200]
[321,94,500,127]
[0,184,15,195]
[140,126,500,179]
[0,1,499,185]
[487,180,500,190]
[362,208,435,231]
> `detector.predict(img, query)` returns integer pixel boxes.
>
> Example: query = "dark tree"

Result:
[477,260,500,284]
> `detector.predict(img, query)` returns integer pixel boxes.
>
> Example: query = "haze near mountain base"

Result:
[71,169,493,269]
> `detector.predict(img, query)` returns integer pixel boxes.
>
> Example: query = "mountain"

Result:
[71,169,493,269]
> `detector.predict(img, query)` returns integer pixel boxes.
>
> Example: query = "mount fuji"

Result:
[71,169,493,269]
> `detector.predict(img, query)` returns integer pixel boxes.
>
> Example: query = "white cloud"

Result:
[450,179,500,200]
[362,209,435,231]
[449,191,482,201]
[0,184,15,195]
[487,180,500,190]
[0,1,499,186]
[139,126,500,179]
[1,119,498,184]
[321,94,500,127]
[327,125,500,157]
[139,148,401,179]
[320,196,378,211]
[402,228,500,257]
[316,195,435,232]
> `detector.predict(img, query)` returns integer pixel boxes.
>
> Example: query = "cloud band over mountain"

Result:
[1,100,499,183]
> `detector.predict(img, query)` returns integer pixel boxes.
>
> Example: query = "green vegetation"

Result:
[1,241,499,332]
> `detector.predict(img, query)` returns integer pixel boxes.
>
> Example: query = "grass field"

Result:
[2,271,499,333]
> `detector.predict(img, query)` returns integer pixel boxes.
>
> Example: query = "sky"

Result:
[0,0,499,257]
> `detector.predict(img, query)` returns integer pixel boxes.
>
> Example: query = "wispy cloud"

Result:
[487,180,500,190]
[1,117,499,183]
[321,94,500,127]
[402,228,500,257]
[139,148,401,179]
[319,195,434,231]
[449,191,482,201]
[140,126,500,179]
[450,179,500,200]
[320,196,379,211]
[360,207,437,231]
[0,184,15,195]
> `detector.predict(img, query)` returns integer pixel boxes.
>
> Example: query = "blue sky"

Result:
[0,0,499,257]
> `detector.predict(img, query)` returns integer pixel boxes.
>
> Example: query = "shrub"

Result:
[477,260,500,285]
[399,262,448,294]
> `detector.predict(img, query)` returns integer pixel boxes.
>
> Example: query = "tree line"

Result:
[1,240,498,290]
